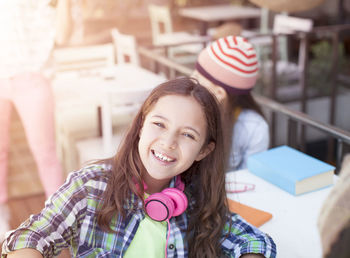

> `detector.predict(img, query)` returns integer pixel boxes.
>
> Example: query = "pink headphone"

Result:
[144,176,188,222]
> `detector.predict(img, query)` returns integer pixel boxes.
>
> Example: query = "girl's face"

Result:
[191,70,228,104]
[138,95,214,192]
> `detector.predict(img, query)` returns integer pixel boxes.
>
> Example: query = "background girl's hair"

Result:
[97,77,229,257]
[228,92,265,119]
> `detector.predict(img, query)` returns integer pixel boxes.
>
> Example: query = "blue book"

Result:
[247,145,335,196]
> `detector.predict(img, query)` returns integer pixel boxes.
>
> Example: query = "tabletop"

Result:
[178,4,261,23]
[226,169,335,258]
[52,64,166,109]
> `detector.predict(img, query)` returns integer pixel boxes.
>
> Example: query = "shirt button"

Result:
[169,244,175,249]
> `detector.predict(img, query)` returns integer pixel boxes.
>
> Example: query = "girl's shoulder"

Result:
[69,163,111,178]
[235,109,268,129]
[44,163,112,215]
[237,109,265,121]
[64,163,112,191]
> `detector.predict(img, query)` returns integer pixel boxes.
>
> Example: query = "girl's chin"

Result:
[144,170,170,181]
[147,174,172,182]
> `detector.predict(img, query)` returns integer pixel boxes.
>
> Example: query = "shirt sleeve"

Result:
[241,118,270,168]
[1,170,88,258]
[221,213,276,258]
[230,112,270,171]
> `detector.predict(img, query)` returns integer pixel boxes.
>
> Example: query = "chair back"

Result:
[148,4,173,45]
[273,14,313,65]
[273,14,313,34]
[111,28,140,66]
[53,43,115,73]
[101,87,152,155]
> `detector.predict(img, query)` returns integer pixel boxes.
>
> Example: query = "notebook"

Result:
[227,199,272,227]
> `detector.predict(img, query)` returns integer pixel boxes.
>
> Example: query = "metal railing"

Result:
[245,24,350,164]
[137,45,350,171]
[253,94,350,171]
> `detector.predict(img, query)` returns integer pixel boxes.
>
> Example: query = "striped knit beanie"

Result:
[196,36,258,95]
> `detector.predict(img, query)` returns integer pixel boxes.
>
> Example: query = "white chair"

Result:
[261,14,314,99]
[75,87,152,165]
[51,43,115,173]
[272,14,313,62]
[148,4,207,64]
[242,10,311,64]
[111,28,140,66]
[242,13,313,99]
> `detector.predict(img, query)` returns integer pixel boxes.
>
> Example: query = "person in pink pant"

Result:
[0,0,64,240]
[0,72,64,203]
[0,72,64,240]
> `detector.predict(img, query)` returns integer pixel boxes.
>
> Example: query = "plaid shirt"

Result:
[2,164,276,257]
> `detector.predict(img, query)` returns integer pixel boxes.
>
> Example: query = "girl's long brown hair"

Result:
[97,77,229,257]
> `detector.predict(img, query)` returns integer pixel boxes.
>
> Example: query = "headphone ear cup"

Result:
[162,188,188,217]
[145,193,175,221]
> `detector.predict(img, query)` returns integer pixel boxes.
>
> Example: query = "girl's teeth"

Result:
[154,151,173,162]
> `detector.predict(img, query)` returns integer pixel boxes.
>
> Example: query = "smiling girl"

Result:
[2,78,276,258]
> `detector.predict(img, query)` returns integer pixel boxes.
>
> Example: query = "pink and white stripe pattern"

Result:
[209,36,258,77]
[196,36,259,94]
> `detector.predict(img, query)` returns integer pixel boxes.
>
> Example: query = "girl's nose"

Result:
[161,132,177,150]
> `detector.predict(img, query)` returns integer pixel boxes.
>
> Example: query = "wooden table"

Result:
[179,4,261,35]
[226,169,335,258]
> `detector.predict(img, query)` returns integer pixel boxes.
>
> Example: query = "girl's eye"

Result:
[153,122,165,128]
[183,132,195,140]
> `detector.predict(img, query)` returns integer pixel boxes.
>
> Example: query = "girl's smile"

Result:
[152,149,176,163]
[138,94,214,193]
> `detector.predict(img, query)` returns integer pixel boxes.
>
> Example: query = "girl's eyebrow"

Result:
[151,115,201,137]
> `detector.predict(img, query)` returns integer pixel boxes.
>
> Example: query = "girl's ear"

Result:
[195,141,215,161]
[215,86,227,102]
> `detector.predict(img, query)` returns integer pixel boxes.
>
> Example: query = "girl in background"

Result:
[192,36,269,171]
[2,78,276,257]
